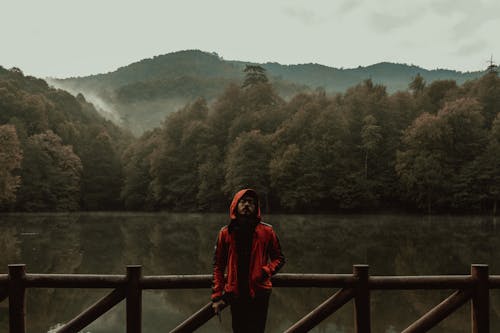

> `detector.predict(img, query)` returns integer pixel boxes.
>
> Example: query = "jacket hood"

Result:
[229,188,261,221]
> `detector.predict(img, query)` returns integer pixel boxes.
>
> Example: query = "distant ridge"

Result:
[50,50,485,135]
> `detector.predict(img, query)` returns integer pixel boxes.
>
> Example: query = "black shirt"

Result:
[234,218,256,298]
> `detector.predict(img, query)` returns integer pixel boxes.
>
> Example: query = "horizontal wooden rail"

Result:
[142,274,357,289]
[2,273,500,290]
[369,276,474,289]
[273,274,356,288]
[141,275,212,289]
[1,264,499,333]
[488,276,500,288]
[25,274,126,288]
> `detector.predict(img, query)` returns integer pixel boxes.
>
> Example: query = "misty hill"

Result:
[262,61,482,92]
[0,66,133,211]
[51,50,484,135]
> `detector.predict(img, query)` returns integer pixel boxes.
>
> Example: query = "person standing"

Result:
[211,188,285,333]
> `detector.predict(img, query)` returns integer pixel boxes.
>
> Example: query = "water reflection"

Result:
[0,213,498,332]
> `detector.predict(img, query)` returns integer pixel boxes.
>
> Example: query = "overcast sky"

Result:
[2,0,499,78]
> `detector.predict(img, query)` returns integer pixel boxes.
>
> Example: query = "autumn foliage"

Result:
[122,68,500,214]
[1,65,499,213]
[0,66,131,211]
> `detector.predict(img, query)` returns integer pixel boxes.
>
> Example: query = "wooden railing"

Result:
[0,264,497,332]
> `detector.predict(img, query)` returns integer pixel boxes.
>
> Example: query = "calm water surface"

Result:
[0,213,499,332]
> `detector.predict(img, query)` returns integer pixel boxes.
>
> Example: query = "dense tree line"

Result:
[1,65,499,213]
[121,66,500,214]
[55,50,481,136]
[0,67,132,211]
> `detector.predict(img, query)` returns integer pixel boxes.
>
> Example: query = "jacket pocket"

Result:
[256,266,272,288]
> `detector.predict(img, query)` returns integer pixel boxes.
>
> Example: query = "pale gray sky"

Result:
[1,0,499,78]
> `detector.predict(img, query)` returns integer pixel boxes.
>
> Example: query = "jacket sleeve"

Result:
[262,229,285,277]
[211,229,228,302]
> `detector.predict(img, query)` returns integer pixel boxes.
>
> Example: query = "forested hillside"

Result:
[0,67,133,211]
[120,66,500,214]
[2,64,499,214]
[52,50,483,135]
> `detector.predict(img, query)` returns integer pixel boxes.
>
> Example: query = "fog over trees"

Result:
[121,66,500,214]
[52,50,483,136]
[0,63,499,214]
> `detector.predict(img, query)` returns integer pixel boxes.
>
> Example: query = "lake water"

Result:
[0,213,499,332]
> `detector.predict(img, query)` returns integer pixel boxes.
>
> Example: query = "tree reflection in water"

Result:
[0,213,498,332]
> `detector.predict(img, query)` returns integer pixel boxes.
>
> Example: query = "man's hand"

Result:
[212,299,226,314]
[261,268,269,281]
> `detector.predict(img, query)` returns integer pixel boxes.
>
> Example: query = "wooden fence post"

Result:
[471,264,489,333]
[126,265,142,333]
[8,264,26,333]
[353,265,370,333]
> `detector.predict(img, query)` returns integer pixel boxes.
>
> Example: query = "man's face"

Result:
[237,195,256,216]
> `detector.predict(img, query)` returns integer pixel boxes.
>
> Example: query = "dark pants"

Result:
[230,291,271,333]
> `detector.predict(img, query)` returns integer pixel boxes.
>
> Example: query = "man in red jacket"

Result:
[211,188,285,333]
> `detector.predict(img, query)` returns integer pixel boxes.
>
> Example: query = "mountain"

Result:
[262,61,481,92]
[50,50,485,135]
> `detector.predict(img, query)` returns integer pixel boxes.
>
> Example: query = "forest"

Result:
[0,67,132,211]
[53,50,481,135]
[0,64,499,214]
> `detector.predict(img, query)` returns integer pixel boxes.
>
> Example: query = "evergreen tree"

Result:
[242,65,269,88]
[409,73,426,96]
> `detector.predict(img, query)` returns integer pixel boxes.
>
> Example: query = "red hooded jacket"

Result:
[211,189,285,301]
